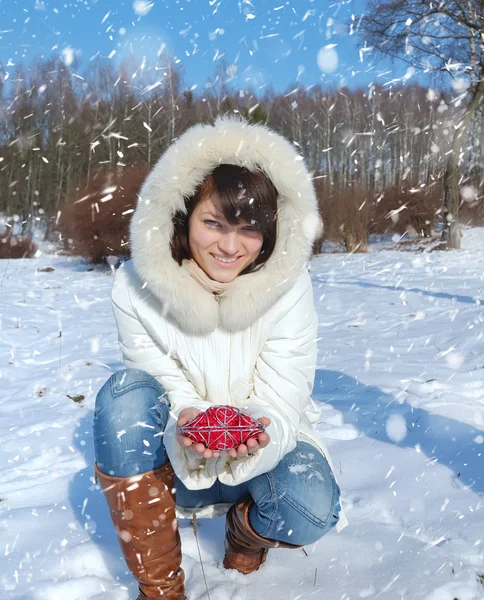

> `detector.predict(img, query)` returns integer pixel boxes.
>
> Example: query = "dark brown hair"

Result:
[170,164,278,273]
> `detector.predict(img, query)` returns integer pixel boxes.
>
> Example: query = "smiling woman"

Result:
[93,116,346,600]
[188,193,264,283]
[170,164,278,283]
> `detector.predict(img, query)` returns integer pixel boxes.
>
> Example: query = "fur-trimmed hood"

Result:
[130,116,321,336]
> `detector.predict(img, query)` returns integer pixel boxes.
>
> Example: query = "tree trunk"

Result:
[441,77,484,249]
[442,158,461,249]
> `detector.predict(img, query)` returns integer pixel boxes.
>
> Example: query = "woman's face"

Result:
[188,194,264,283]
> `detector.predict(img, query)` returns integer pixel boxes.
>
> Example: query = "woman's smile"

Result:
[210,253,242,266]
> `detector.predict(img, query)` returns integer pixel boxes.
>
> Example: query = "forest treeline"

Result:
[0,55,483,255]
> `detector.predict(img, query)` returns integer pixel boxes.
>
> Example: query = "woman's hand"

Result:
[176,407,221,459]
[227,417,271,459]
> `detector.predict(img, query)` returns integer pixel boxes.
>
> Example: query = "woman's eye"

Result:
[205,220,220,227]
[243,226,259,232]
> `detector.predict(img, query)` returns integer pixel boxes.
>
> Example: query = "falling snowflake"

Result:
[460,185,478,203]
[385,414,408,443]
[317,45,338,74]
[61,46,75,67]
[133,1,154,17]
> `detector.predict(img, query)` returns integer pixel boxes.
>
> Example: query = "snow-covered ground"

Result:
[1,231,484,600]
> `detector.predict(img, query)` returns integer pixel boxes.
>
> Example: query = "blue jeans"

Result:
[93,368,341,546]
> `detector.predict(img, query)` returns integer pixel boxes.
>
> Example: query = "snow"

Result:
[61,46,75,67]
[461,186,479,203]
[1,230,484,599]
[132,1,154,17]
[317,45,339,74]
[384,413,408,443]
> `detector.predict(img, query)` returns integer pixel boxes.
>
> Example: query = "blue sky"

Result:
[0,0,432,93]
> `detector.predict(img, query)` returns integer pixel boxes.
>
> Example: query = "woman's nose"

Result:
[218,232,239,255]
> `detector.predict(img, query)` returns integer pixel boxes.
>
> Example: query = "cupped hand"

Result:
[176,407,221,459]
[227,417,271,459]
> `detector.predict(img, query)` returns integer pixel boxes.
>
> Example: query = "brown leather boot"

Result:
[95,462,186,600]
[223,497,302,575]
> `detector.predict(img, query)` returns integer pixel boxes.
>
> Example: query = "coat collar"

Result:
[129,116,321,336]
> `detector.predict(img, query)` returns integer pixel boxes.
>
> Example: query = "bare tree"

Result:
[360,0,484,248]
[1,50,483,250]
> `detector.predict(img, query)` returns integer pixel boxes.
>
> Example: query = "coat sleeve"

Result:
[111,264,214,479]
[220,270,318,485]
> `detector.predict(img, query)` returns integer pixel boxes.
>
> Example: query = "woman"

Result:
[94,116,347,600]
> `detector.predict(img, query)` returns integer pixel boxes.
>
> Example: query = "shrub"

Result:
[0,234,37,258]
[57,164,149,263]
[313,179,444,255]
[315,180,371,252]
[369,184,442,238]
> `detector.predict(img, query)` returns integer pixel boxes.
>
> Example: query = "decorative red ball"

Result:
[179,405,265,451]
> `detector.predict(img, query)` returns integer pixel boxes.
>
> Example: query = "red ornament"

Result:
[179,405,265,451]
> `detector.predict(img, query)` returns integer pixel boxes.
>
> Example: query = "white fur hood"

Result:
[130,116,321,336]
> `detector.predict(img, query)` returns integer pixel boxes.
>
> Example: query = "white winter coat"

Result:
[113,117,348,531]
